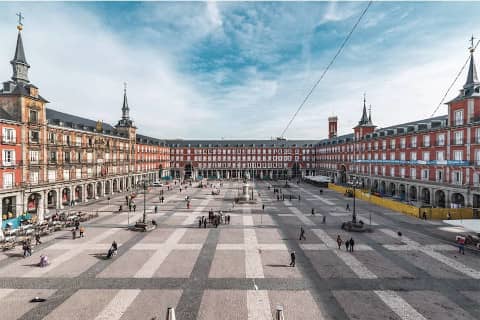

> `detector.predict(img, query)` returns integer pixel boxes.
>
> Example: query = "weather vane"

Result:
[16,12,24,31]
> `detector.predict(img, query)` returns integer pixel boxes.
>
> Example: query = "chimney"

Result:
[328,116,338,139]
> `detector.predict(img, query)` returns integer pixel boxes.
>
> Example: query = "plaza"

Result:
[0,179,478,319]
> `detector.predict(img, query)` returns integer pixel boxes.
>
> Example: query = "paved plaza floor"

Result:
[0,180,479,319]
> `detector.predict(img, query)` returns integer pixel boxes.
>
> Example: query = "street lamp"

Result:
[143,178,147,224]
[352,178,360,223]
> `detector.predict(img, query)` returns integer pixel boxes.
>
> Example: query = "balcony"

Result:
[452,139,464,146]
[1,136,17,145]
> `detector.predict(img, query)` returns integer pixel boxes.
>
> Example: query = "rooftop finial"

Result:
[16,12,24,31]
[470,35,476,53]
[123,81,127,93]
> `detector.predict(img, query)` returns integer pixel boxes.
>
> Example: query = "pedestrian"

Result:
[79,226,85,238]
[154,206,158,213]
[345,239,350,251]
[129,203,132,212]
[311,208,315,216]
[72,228,76,240]
[204,218,207,228]
[199,217,202,228]
[133,204,136,212]
[180,187,182,192]
[22,241,29,258]
[262,204,265,211]
[299,227,306,240]
[447,212,452,220]
[346,204,350,211]
[289,195,292,200]
[161,196,164,203]
[336,235,342,249]
[289,251,296,267]
[349,238,355,252]
[422,211,427,220]
[75,219,80,230]
[125,195,128,204]
[35,233,42,245]
[322,215,326,224]
[298,195,301,201]
[458,236,465,255]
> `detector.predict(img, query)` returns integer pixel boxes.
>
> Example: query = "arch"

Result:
[372,180,379,193]
[87,183,95,200]
[379,181,386,195]
[389,182,396,196]
[184,163,193,179]
[451,193,465,207]
[120,179,124,191]
[105,180,111,195]
[421,188,431,205]
[47,190,57,209]
[61,188,71,205]
[27,193,42,214]
[96,182,103,198]
[292,163,301,179]
[399,184,406,201]
[339,165,347,184]
[75,185,83,203]
[434,190,446,208]
[113,179,119,193]
[409,185,417,201]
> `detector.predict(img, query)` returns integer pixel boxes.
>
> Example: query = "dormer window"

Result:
[29,109,38,124]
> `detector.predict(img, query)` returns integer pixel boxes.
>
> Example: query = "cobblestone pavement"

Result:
[0,180,479,319]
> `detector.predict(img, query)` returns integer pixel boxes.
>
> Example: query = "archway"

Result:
[105,180,111,195]
[451,193,465,207]
[421,188,431,205]
[372,180,379,193]
[96,182,103,198]
[389,182,396,196]
[2,196,16,219]
[340,165,347,184]
[435,190,446,208]
[62,188,71,206]
[409,186,417,201]
[399,184,406,201]
[292,163,301,179]
[120,179,124,191]
[87,184,94,200]
[75,186,83,203]
[380,181,386,195]
[27,193,41,214]
[184,163,193,179]
[47,190,57,209]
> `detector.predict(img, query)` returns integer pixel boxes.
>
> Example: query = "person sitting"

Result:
[39,254,49,267]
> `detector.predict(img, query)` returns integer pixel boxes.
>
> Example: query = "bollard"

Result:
[166,307,176,320]
[275,305,285,320]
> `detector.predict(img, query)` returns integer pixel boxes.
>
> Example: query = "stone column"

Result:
[57,188,64,209]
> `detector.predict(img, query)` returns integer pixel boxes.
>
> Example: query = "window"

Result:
[64,151,70,163]
[390,140,396,149]
[453,171,462,185]
[400,152,406,161]
[48,170,56,182]
[476,150,480,165]
[423,135,430,147]
[76,168,82,179]
[423,152,430,161]
[411,136,417,148]
[436,170,443,182]
[63,169,70,181]
[437,134,445,146]
[49,151,57,162]
[48,132,55,143]
[436,151,445,161]
[30,171,39,184]
[400,138,406,149]
[421,169,429,180]
[64,135,70,146]
[390,167,395,177]
[29,150,39,163]
[30,130,39,143]
[453,150,463,161]
[400,167,405,178]
[410,152,417,161]
[3,173,13,189]
[454,109,464,126]
[29,110,38,123]
[454,131,463,145]
[2,127,15,143]
[390,152,395,160]
[75,136,82,146]
[476,128,480,143]
[87,152,93,163]
[87,167,93,178]
[2,150,14,166]
[410,168,416,179]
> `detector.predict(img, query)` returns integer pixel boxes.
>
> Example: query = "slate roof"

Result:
[136,133,167,146]
[165,139,320,148]
[12,32,28,66]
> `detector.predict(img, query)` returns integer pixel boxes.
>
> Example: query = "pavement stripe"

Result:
[244,229,264,278]
[243,215,254,226]
[94,289,141,320]
[247,290,272,320]
[334,250,377,279]
[0,288,15,300]
[374,290,427,320]
[311,229,337,248]
[288,207,315,226]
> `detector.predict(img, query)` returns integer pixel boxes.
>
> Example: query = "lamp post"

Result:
[352,178,359,223]
[143,178,147,224]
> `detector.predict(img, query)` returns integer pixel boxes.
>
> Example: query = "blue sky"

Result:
[0,1,479,139]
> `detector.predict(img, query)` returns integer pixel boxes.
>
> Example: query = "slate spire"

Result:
[464,36,479,90]
[122,82,130,120]
[358,93,369,126]
[10,15,30,84]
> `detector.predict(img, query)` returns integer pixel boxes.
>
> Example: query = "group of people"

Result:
[22,236,49,267]
[71,220,85,240]
[337,235,356,252]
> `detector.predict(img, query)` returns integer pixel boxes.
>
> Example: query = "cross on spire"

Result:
[16,12,24,31]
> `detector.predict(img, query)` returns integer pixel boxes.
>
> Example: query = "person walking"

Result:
[299,227,306,241]
[75,219,80,231]
[289,251,296,267]
[199,218,202,228]
[129,203,132,212]
[133,204,136,212]
[346,203,350,211]
[345,239,350,251]
[79,226,85,238]
[203,218,207,228]
[35,233,42,245]
[154,206,158,213]
[262,204,265,211]
[72,228,76,240]
[349,238,355,252]
[458,236,465,255]
[336,235,343,249]
[161,196,164,203]
[311,208,315,216]
[298,195,301,201]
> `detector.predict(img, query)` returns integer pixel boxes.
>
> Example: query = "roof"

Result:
[136,133,167,146]
[165,139,320,148]
[46,108,122,136]
[12,32,28,66]
[0,81,48,103]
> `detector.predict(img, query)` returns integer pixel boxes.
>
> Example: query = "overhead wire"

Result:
[280,0,373,138]
[430,39,480,117]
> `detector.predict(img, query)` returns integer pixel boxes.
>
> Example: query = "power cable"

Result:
[430,39,480,117]
[280,1,373,138]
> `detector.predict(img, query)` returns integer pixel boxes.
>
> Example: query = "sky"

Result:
[0,1,479,140]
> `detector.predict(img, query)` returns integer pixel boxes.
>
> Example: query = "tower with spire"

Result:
[447,36,480,126]
[115,83,136,140]
[353,94,376,140]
